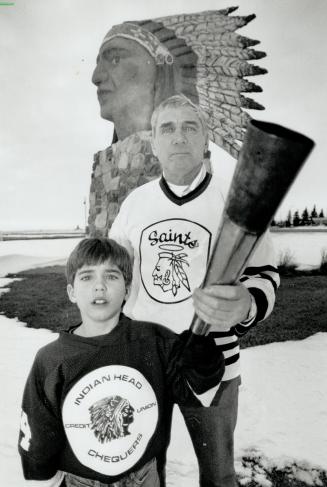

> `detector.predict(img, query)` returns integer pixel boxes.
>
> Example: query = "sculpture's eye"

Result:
[112,55,120,65]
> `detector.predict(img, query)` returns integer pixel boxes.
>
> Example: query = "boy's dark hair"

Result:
[66,238,133,286]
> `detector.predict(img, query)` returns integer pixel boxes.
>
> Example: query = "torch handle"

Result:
[190,215,259,335]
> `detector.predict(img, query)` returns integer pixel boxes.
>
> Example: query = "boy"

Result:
[18,238,224,487]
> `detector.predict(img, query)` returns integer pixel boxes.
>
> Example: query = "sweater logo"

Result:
[140,219,211,303]
[153,246,190,297]
[62,365,158,476]
[89,395,134,444]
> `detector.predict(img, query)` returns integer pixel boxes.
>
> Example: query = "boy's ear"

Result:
[67,284,77,304]
[125,285,131,300]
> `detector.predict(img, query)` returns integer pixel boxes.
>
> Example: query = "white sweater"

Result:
[110,173,279,381]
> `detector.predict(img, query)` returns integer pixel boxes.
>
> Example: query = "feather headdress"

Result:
[102,6,267,158]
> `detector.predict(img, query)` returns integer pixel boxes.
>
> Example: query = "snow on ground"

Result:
[0,315,57,487]
[270,230,327,267]
[0,238,81,277]
[166,334,327,486]
[0,247,327,486]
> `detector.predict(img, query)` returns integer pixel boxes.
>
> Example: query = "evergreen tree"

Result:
[293,210,300,227]
[319,209,325,218]
[301,207,309,225]
[311,205,318,219]
[285,210,292,227]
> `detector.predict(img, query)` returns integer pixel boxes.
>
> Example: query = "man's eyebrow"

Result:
[159,122,175,129]
[182,120,200,127]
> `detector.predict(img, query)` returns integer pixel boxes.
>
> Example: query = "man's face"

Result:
[92,37,156,122]
[152,106,208,185]
[67,260,128,327]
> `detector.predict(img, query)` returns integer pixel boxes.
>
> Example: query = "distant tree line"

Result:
[271,206,326,227]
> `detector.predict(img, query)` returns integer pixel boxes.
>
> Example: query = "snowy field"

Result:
[0,240,327,486]
[270,230,327,268]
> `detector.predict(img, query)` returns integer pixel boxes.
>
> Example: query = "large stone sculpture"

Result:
[89,7,266,236]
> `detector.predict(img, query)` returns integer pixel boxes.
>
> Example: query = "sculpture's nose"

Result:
[92,58,107,86]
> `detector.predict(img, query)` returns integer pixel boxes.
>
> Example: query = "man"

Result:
[110,94,280,487]
[89,8,266,235]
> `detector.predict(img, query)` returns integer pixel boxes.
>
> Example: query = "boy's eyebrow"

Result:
[103,268,123,275]
[76,268,94,276]
[76,267,122,275]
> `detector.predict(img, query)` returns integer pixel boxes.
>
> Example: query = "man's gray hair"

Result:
[151,94,209,136]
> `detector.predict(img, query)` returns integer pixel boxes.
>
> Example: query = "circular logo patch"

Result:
[62,365,158,476]
[140,218,211,304]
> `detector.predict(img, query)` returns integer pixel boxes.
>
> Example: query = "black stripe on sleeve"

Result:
[219,341,239,352]
[248,287,269,323]
[208,337,239,352]
[243,265,279,275]
[209,330,234,338]
[239,276,249,283]
[233,323,248,336]
[240,272,278,292]
[258,272,278,292]
[225,353,240,366]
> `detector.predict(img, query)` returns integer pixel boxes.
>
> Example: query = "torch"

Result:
[190,119,315,336]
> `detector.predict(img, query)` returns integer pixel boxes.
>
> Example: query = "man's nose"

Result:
[92,60,107,86]
[172,129,186,144]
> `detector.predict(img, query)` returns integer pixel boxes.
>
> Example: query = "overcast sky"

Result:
[1,0,326,230]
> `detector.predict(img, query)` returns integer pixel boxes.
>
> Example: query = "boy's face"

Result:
[67,260,128,327]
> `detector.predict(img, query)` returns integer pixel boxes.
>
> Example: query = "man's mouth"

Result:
[170,152,189,157]
[92,298,108,305]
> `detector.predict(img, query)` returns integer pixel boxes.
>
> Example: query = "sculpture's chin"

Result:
[100,105,113,123]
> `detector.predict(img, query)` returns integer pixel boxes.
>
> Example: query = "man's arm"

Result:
[192,232,279,334]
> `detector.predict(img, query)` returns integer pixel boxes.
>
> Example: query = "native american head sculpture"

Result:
[89,7,267,235]
[93,6,266,158]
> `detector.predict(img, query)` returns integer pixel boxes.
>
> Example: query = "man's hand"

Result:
[192,284,252,332]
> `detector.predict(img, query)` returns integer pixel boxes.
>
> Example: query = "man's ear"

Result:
[151,133,157,158]
[67,284,77,304]
[204,134,209,154]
